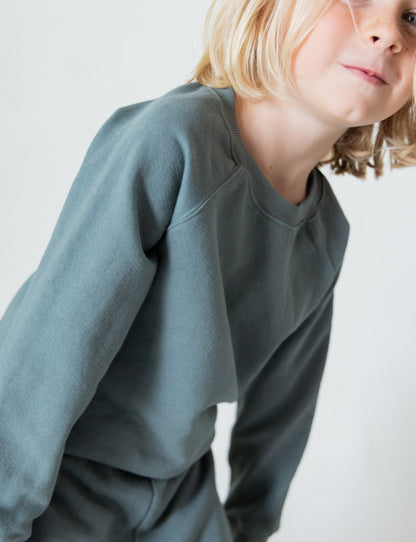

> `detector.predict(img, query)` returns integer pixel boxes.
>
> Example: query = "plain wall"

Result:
[1,1,416,540]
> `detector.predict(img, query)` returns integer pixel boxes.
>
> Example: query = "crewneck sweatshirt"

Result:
[0,82,349,542]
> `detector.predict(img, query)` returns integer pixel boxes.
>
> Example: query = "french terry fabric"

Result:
[0,82,349,542]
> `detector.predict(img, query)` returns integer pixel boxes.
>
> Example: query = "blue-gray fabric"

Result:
[0,83,349,542]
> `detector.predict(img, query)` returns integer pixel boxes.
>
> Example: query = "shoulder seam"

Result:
[167,166,241,232]
[166,85,241,232]
[207,87,241,168]
[308,218,346,275]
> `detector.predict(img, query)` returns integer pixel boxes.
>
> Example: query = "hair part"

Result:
[191,0,416,178]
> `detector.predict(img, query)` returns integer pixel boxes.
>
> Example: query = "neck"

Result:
[234,92,346,205]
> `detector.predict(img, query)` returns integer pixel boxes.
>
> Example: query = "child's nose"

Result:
[359,12,403,54]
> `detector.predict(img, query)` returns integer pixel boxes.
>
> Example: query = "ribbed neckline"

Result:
[209,86,324,227]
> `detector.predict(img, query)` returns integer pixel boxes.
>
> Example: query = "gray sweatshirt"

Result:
[0,83,349,541]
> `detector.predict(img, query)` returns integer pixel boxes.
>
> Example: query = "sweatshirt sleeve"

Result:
[0,104,183,541]
[224,284,337,542]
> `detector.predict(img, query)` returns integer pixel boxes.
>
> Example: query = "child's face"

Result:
[291,0,416,129]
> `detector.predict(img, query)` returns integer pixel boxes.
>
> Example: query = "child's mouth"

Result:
[343,65,388,85]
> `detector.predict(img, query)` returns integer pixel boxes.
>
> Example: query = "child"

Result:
[1,0,416,540]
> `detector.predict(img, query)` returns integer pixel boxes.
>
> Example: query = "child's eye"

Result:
[402,12,416,27]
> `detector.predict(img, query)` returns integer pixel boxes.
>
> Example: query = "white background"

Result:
[1,1,416,540]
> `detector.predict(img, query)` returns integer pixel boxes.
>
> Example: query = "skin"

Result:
[235,0,416,205]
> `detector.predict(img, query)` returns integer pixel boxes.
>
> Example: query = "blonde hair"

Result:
[191,0,416,178]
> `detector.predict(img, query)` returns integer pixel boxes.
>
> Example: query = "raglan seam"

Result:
[309,223,337,274]
[166,166,241,232]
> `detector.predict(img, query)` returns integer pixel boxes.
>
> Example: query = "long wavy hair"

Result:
[191,0,416,177]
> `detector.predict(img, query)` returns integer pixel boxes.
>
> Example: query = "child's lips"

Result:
[343,64,388,85]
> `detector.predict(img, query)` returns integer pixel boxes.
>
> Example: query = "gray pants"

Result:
[30,451,233,541]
